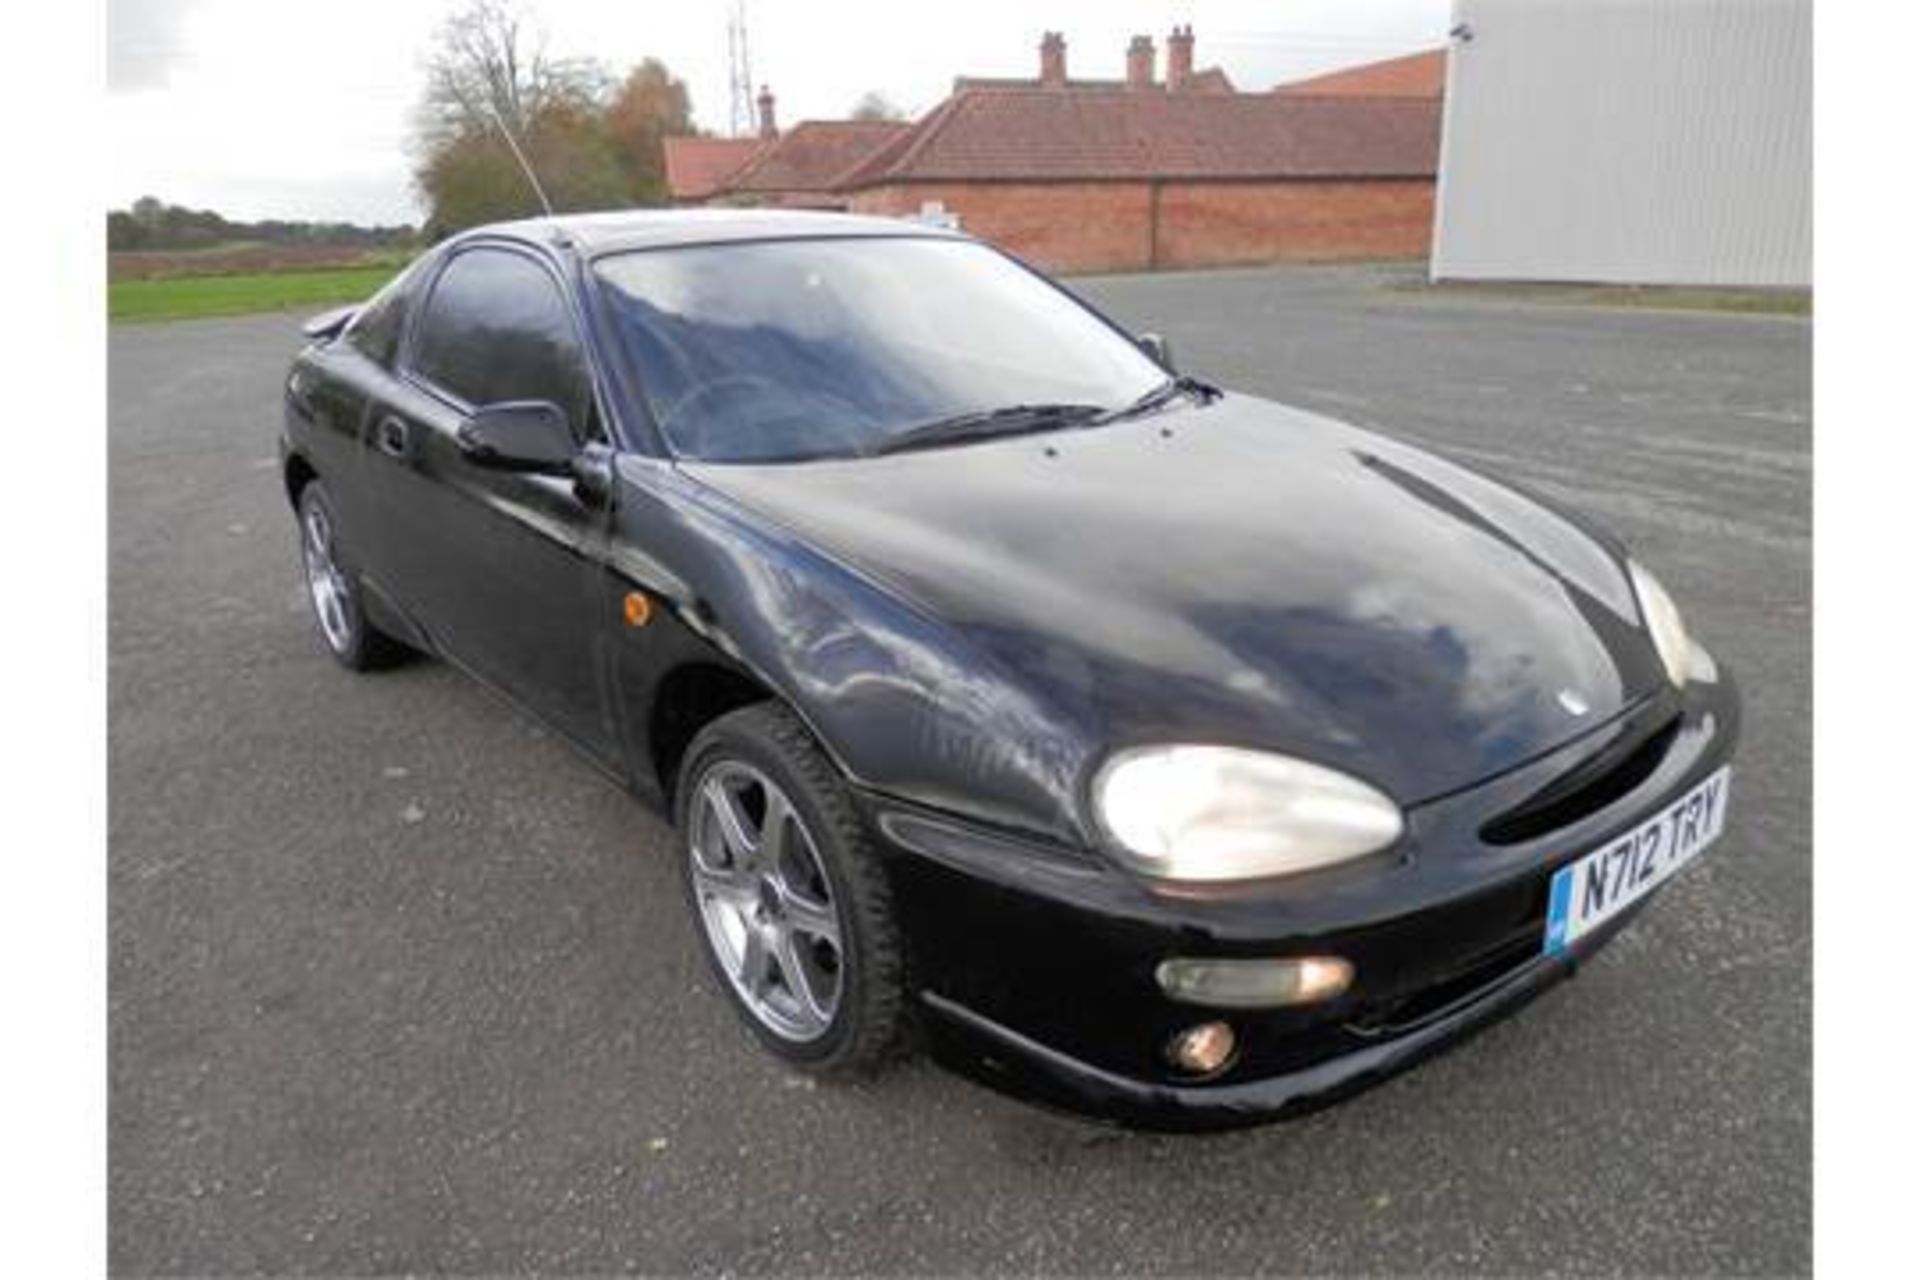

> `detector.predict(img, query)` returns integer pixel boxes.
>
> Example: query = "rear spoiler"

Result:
[301,304,359,342]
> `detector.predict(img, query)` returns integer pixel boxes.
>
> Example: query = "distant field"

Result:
[110,243,412,282]
[109,265,400,322]
[107,239,413,322]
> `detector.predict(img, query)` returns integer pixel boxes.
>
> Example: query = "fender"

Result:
[604,453,1100,846]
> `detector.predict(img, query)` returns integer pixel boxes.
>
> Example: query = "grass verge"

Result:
[1390,278,1811,316]
[108,265,401,323]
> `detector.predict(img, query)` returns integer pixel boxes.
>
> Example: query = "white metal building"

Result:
[1431,0,1810,286]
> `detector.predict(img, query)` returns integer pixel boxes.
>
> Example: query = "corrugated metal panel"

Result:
[1432,0,1810,285]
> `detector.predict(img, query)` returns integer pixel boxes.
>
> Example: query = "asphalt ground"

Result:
[109,262,1810,1275]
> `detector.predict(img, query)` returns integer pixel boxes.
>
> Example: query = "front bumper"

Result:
[862,661,1741,1131]
[919,905,1640,1131]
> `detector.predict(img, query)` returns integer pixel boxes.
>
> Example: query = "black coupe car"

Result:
[281,210,1738,1129]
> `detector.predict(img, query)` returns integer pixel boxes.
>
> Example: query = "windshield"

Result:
[592,236,1168,462]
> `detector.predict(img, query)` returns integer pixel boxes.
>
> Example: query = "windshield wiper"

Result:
[866,382,1220,458]
[866,402,1106,456]
[1096,375,1222,424]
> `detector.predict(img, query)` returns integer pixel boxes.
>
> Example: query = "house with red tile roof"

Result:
[953,26,1234,95]
[720,119,913,209]
[662,136,765,203]
[837,31,1440,273]
[662,85,908,210]
[1276,48,1448,99]
[667,31,1443,273]
[663,86,782,205]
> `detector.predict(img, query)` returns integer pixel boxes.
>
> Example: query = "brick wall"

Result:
[1157,181,1434,268]
[850,182,1155,274]
[848,179,1434,273]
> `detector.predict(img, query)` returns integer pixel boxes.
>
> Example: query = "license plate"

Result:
[1542,766,1731,957]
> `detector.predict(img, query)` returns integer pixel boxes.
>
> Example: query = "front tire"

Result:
[675,703,908,1075]
[295,481,408,672]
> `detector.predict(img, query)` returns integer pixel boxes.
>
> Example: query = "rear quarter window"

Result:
[342,260,420,367]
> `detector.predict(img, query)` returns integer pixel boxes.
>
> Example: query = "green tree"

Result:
[416,104,630,237]
[521,100,632,211]
[106,211,146,251]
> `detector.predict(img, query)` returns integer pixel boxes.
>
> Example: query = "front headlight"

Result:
[1092,746,1404,882]
[1628,560,1694,687]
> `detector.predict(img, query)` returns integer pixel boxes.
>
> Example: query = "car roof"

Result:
[461,208,965,257]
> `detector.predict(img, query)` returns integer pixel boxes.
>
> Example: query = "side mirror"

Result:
[1137,332,1175,371]
[457,400,576,475]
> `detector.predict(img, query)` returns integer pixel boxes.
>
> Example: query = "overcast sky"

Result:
[108,0,1450,225]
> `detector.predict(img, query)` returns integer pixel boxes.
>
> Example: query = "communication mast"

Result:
[727,1,755,138]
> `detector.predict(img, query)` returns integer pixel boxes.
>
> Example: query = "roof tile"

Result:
[839,90,1440,187]
[662,137,765,201]
[1275,49,1448,98]
[726,120,914,194]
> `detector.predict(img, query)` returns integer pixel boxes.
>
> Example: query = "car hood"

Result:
[682,393,1666,805]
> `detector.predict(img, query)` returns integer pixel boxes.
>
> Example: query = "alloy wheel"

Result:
[688,760,845,1042]
[301,501,353,654]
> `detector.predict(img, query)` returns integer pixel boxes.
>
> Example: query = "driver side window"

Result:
[410,247,592,434]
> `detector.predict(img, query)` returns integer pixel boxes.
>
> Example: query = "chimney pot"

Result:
[1167,24,1195,90]
[756,85,776,138]
[1039,31,1067,87]
[1126,34,1155,91]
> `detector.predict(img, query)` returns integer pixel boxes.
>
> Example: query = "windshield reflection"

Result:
[593,237,1166,462]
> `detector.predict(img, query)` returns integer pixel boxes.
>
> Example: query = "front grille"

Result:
[1479,699,1682,845]
[1342,931,1541,1037]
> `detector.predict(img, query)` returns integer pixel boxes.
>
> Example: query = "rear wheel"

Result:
[296,481,408,671]
[675,703,908,1074]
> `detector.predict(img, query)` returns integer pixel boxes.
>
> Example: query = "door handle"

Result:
[375,416,410,459]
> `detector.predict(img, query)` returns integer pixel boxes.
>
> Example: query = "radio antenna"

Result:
[484,102,554,218]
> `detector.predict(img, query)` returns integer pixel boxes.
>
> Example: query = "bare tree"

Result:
[849,91,905,122]
[412,0,625,234]
[415,0,606,148]
[410,2,710,234]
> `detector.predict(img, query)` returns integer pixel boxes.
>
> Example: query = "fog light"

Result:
[1156,956,1354,1009]
[1166,1020,1237,1076]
